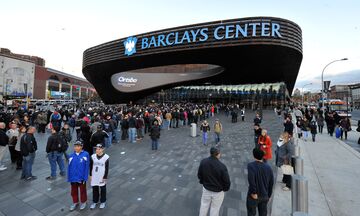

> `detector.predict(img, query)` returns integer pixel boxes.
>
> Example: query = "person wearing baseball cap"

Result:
[198,147,231,216]
[89,144,109,209]
[68,140,90,211]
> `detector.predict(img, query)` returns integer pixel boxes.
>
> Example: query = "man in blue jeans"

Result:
[45,126,66,180]
[127,113,137,143]
[20,126,38,181]
[247,148,274,216]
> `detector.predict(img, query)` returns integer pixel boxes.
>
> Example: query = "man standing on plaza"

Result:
[213,119,222,145]
[198,147,231,216]
[247,148,274,216]
[45,126,67,180]
[20,126,38,180]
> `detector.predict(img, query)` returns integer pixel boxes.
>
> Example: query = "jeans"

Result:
[128,128,136,143]
[48,152,65,177]
[22,152,36,178]
[340,129,348,139]
[199,187,224,216]
[202,132,208,145]
[105,132,112,148]
[214,132,220,144]
[246,196,269,216]
[137,128,144,139]
[113,129,120,143]
[302,130,309,140]
[0,145,7,166]
[151,139,159,150]
[165,120,171,130]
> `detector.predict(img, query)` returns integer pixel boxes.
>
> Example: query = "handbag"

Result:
[281,164,294,175]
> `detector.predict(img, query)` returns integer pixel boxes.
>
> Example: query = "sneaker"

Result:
[30,176,37,180]
[69,203,78,211]
[99,202,106,209]
[46,176,56,180]
[282,186,290,191]
[90,203,97,210]
[0,166,7,171]
[80,202,87,210]
[59,172,66,177]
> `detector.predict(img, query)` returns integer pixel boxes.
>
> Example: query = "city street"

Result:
[0,110,282,216]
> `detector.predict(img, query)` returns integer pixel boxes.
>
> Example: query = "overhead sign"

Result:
[123,21,282,56]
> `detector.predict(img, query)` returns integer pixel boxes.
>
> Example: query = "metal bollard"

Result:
[294,145,300,157]
[291,156,304,175]
[291,175,309,213]
[292,212,309,216]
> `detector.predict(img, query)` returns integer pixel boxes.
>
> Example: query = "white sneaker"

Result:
[79,202,87,210]
[69,203,78,211]
[90,203,97,210]
[99,202,106,209]
[0,166,7,171]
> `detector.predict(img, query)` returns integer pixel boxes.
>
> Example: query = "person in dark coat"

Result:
[310,120,317,142]
[247,148,274,216]
[283,116,294,136]
[198,147,230,216]
[339,117,351,140]
[80,122,92,155]
[0,122,9,171]
[149,120,160,150]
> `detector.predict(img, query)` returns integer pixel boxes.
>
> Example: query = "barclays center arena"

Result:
[82,17,302,106]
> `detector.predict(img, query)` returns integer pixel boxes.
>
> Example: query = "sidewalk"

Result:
[272,132,360,216]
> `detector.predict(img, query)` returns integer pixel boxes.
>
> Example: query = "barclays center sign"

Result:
[123,21,283,56]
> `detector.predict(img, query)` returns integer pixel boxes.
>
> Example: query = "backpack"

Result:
[56,134,68,152]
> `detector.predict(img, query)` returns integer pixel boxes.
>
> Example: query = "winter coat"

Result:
[258,135,272,160]
[68,150,89,183]
[275,139,294,167]
[149,125,160,140]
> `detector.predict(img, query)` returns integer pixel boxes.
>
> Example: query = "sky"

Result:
[1,0,359,93]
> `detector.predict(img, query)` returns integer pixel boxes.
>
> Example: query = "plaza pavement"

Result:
[0,110,282,216]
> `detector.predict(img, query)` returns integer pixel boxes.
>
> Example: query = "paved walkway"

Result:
[0,110,282,216]
[272,127,360,216]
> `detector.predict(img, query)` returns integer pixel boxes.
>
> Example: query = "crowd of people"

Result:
[0,101,357,215]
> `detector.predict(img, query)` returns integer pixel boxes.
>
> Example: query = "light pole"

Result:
[302,83,312,106]
[321,58,348,109]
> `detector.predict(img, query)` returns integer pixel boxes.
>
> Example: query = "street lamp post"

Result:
[302,83,312,106]
[321,58,348,109]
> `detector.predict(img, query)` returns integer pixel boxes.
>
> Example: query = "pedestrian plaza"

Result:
[0,110,282,216]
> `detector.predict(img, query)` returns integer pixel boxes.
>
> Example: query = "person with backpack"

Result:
[60,123,72,161]
[213,119,222,145]
[45,126,67,180]
[50,110,62,129]
[20,126,38,180]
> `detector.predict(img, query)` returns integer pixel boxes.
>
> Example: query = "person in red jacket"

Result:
[258,129,272,162]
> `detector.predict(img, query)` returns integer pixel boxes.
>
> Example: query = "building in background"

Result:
[34,67,97,101]
[0,48,97,104]
[349,83,360,109]
[330,85,351,101]
[0,49,36,101]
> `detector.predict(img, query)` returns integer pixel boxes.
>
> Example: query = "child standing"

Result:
[68,141,89,211]
[90,144,110,209]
